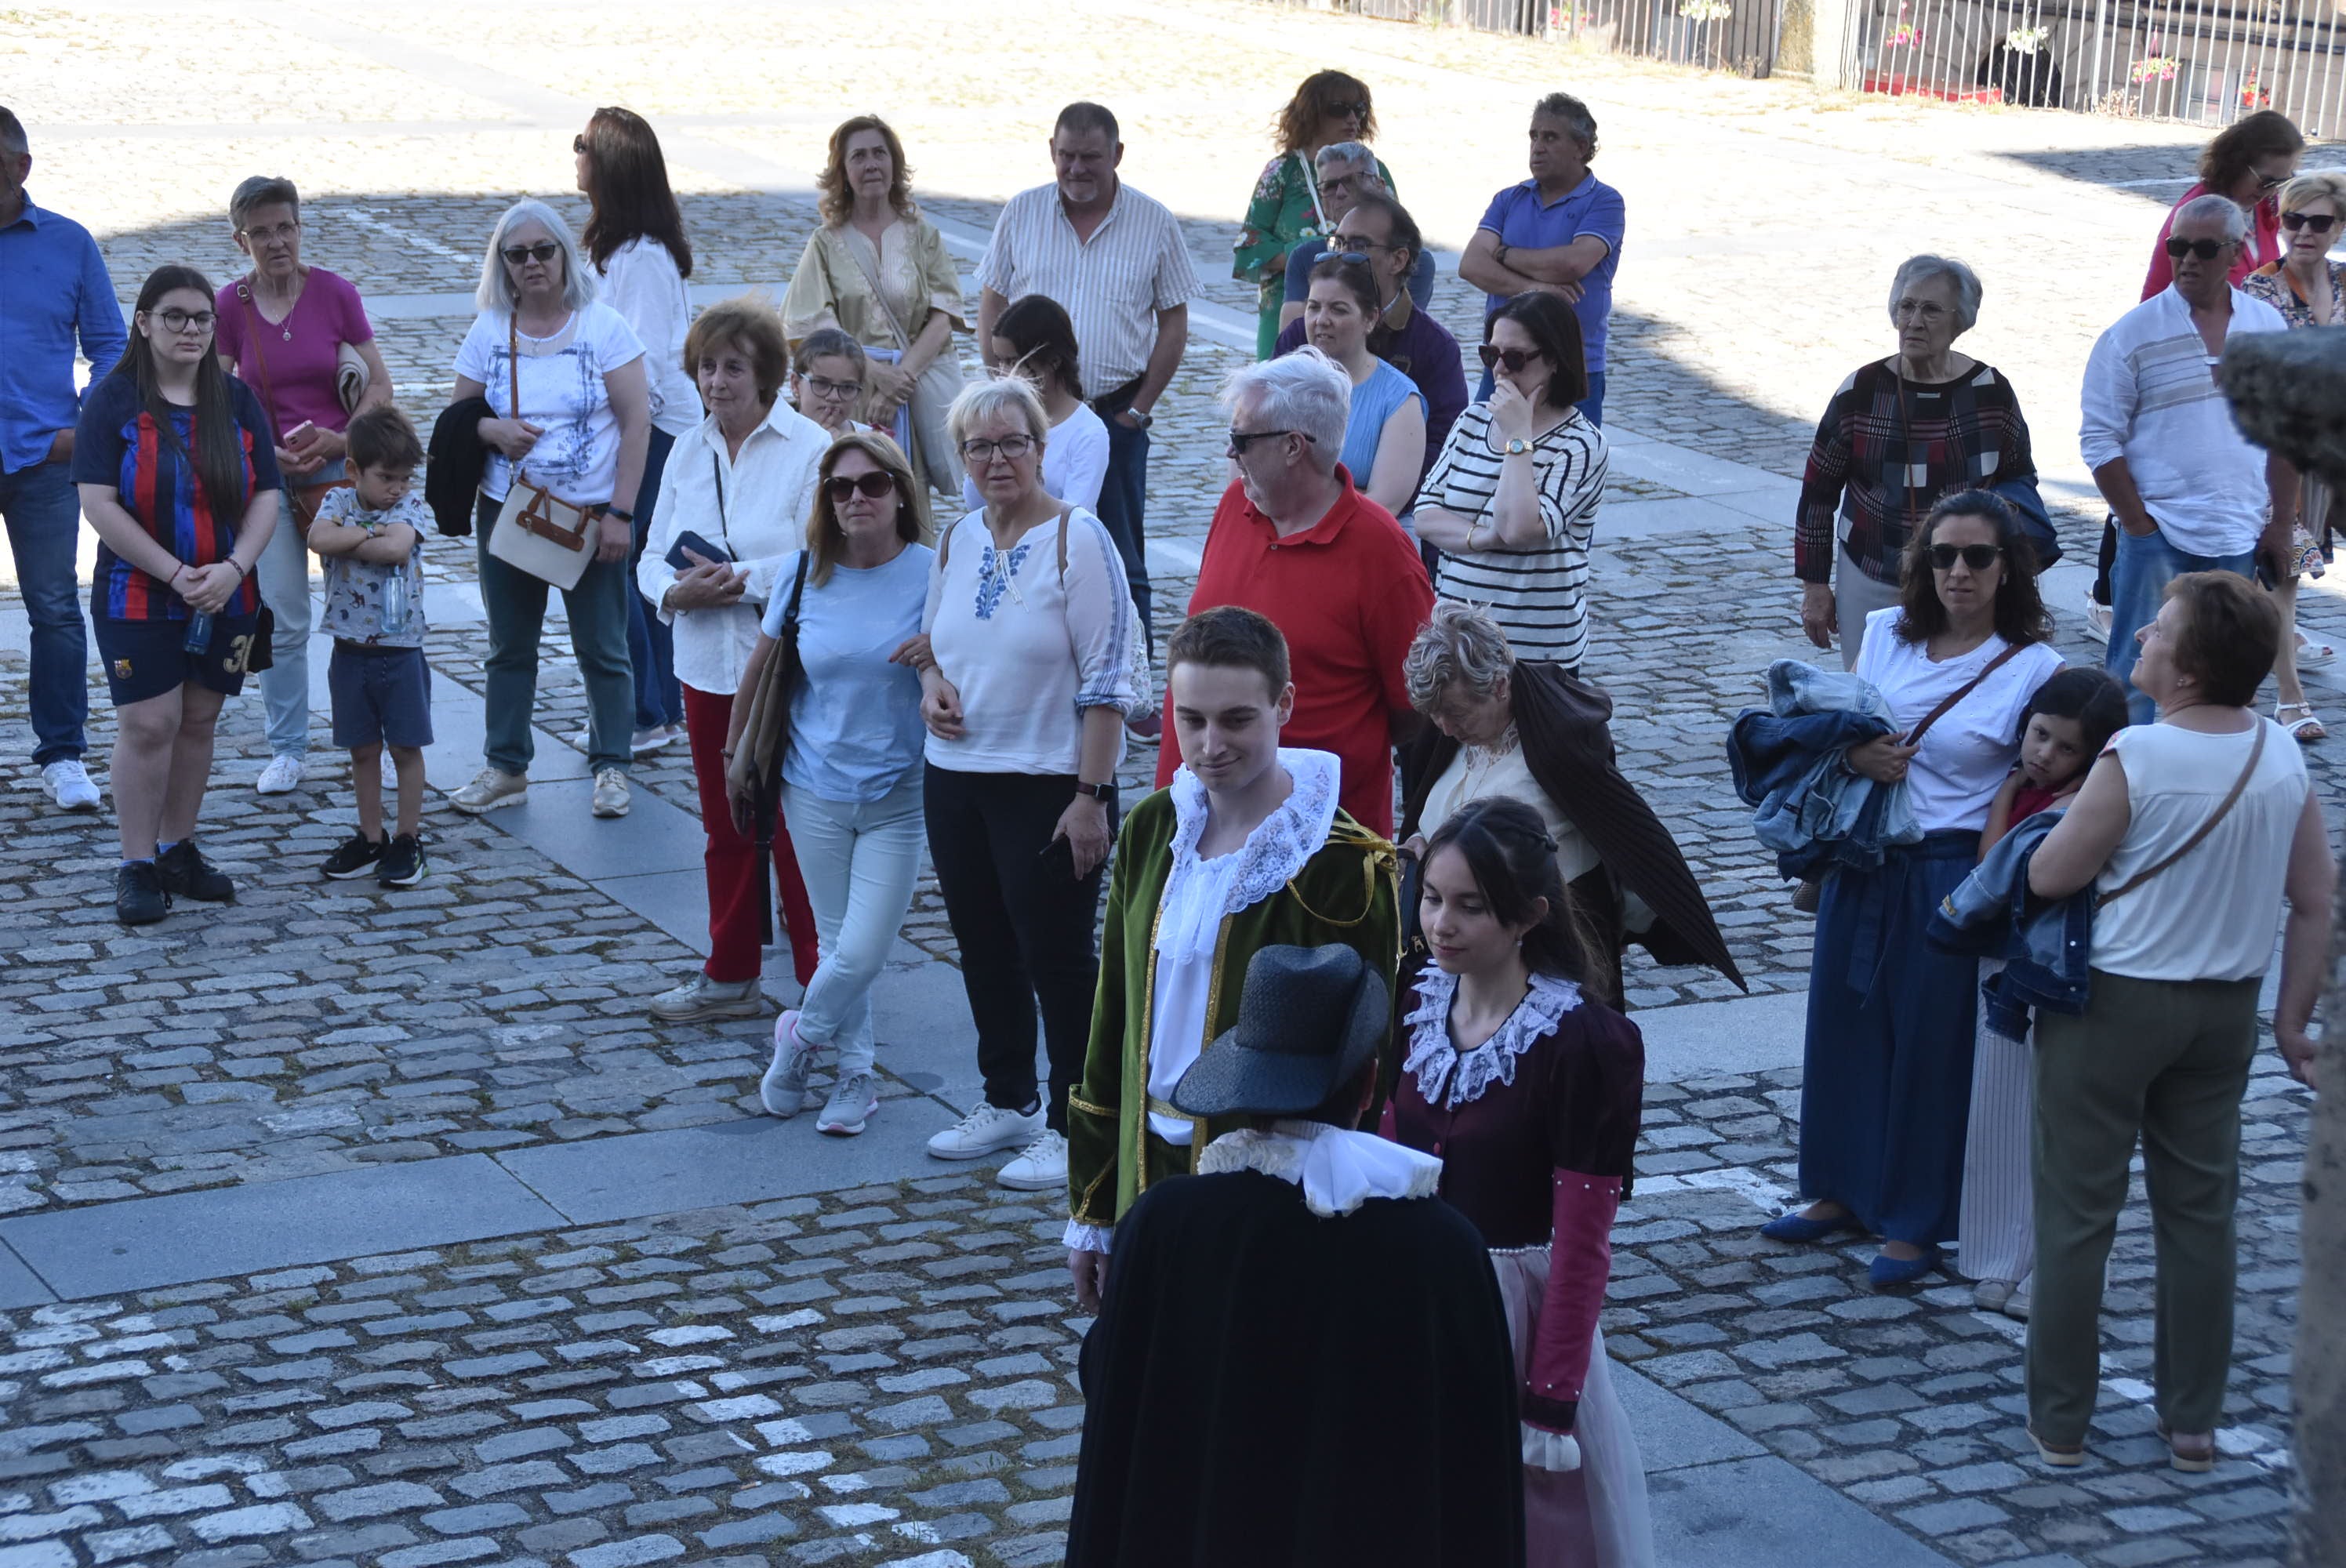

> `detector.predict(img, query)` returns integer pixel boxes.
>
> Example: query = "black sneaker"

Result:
[115,861,171,925]
[377,833,427,888]
[155,838,235,903]
[321,833,386,880]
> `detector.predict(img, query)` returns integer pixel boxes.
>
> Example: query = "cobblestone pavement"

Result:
[4,0,2339,1563]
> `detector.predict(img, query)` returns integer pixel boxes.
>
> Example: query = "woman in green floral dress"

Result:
[1233,71,1389,359]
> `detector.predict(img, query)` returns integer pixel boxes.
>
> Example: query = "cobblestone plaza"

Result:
[2,2,2341,1563]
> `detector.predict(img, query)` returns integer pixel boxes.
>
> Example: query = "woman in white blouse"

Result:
[961,294,1108,515]
[577,106,699,753]
[636,298,831,1023]
[913,376,1141,1196]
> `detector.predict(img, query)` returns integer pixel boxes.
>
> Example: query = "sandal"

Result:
[2296,631,2335,666]
[2277,702,2326,743]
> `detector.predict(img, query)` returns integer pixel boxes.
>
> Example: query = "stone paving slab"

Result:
[0,1241,54,1310]
[1651,1453,1956,1567]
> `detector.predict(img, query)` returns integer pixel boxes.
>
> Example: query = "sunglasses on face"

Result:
[1477,344,1548,372]
[826,471,897,502]
[150,308,216,333]
[2163,236,2236,260]
[1928,543,2003,572]
[1323,100,1369,120]
[1227,428,1311,457]
[2282,210,2340,234]
[502,241,562,266]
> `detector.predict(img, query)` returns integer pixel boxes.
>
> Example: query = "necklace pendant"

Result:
[281,328,292,342]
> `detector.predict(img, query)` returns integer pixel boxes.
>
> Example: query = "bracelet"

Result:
[602,505,634,524]
[167,562,188,586]
[231,558,250,581]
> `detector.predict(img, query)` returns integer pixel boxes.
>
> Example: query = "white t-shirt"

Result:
[454,302,646,505]
[2093,719,2308,982]
[1854,607,2064,833]
[597,238,701,439]
[959,401,1109,515]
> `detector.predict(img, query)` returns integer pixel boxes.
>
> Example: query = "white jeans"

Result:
[254,488,316,758]
[781,773,926,1076]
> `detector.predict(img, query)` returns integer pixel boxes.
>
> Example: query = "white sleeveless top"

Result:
[2093,718,2308,982]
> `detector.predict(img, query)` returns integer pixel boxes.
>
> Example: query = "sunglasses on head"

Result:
[502,241,562,265]
[2282,210,2339,234]
[2163,236,2236,260]
[1477,344,1548,372]
[1928,543,2003,572]
[825,471,897,502]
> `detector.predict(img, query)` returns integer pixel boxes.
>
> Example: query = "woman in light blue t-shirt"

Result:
[728,431,933,1138]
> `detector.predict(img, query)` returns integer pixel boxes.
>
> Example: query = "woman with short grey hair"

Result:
[447,198,652,820]
[1794,252,2043,669]
[213,174,394,797]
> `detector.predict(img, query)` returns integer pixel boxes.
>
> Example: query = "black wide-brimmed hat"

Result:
[1170,944,1389,1118]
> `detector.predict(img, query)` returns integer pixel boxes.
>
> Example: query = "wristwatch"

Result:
[1124,408,1153,430]
[1074,780,1120,806]
[1504,437,1532,456]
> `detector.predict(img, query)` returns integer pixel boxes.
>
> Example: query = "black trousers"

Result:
[924,764,1112,1132]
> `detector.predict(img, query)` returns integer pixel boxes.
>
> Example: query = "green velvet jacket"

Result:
[1066,787,1401,1230]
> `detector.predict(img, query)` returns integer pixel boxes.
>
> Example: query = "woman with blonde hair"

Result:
[783,115,967,494]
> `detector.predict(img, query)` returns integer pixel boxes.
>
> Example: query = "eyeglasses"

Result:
[573,134,588,154]
[501,241,563,266]
[825,471,897,502]
[1927,543,2003,572]
[2163,236,2236,260]
[1477,344,1548,372]
[960,434,1036,463]
[1328,237,1392,256]
[150,308,216,333]
[1227,428,1311,457]
[2282,210,2339,234]
[803,375,862,401]
[1322,100,1369,120]
[238,220,300,245]
[1892,299,1949,321]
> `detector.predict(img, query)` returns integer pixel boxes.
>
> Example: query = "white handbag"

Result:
[485,314,598,591]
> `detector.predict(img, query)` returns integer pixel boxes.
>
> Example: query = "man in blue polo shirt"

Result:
[1458,93,1625,427]
[0,106,125,812]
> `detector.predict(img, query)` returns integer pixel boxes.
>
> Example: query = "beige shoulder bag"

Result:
[486,314,597,590]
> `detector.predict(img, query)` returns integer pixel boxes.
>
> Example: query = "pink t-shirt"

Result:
[213,267,375,440]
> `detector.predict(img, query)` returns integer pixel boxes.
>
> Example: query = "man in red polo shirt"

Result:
[1155,348,1430,836]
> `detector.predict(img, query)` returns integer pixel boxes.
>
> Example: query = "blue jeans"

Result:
[473,492,636,776]
[1472,365,1606,428]
[0,459,88,764]
[625,426,682,731]
[2107,524,2255,725]
[1093,411,1152,633]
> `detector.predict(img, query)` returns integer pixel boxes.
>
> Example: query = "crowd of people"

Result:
[0,70,2335,1560]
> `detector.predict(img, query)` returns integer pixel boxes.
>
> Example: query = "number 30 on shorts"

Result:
[223,633,255,675]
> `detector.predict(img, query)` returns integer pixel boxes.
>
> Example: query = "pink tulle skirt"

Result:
[1490,1247,1658,1568]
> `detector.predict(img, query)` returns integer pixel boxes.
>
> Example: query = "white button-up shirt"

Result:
[638,401,829,696]
[975,181,1201,397]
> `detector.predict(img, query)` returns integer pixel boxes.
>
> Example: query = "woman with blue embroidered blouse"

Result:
[911,376,1143,1197]
[1383,795,1654,1566]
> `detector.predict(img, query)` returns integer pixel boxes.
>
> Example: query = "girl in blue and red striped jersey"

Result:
[73,263,281,925]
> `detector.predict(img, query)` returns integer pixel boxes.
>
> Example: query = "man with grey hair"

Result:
[1149,349,1430,835]
[2082,192,2291,723]
[1275,143,1438,335]
[0,104,123,812]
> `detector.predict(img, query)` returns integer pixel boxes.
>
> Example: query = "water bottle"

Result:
[380,568,412,639]
[182,609,212,655]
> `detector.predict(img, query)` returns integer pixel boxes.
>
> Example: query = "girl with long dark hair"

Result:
[1383,795,1656,1565]
[576,104,697,754]
[72,263,282,924]
[960,294,1108,514]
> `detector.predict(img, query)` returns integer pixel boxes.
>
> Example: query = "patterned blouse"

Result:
[2241,259,2346,330]
[1232,151,1394,357]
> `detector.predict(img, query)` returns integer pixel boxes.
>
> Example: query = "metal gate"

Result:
[1845,0,2346,131]
[1309,0,1788,75]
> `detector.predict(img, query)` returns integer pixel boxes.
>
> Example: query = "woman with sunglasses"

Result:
[73,266,281,924]
[637,296,831,1024]
[1760,492,2062,1289]
[1413,291,1606,673]
[961,294,1107,515]
[724,432,933,1136]
[2139,111,2302,302]
[1300,252,1424,519]
[1233,71,1389,360]
[2241,170,2346,746]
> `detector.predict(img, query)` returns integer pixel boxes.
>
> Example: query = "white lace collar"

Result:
[1154,749,1340,961]
[1401,967,1582,1111]
[1196,1120,1443,1217]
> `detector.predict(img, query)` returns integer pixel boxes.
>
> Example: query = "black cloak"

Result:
[1067,1169,1526,1568]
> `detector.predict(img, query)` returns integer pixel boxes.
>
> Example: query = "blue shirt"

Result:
[762,543,933,803]
[1283,238,1438,312]
[1338,359,1425,499]
[1475,174,1625,374]
[0,194,129,475]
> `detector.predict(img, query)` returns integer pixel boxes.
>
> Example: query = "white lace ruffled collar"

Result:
[1154,749,1340,961]
[1196,1120,1443,1217]
[1402,967,1582,1110]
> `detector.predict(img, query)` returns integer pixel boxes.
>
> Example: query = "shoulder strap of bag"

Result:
[506,314,526,488]
[709,446,731,550]
[1901,642,2026,747]
[833,226,917,350]
[1295,150,1326,233]
[2094,722,2268,909]
[1056,503,1073,581]
[780,546,811,637]
[235,278,281,424]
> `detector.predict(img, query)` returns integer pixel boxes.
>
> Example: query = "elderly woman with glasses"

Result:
[447,199,651,822]
[214,176,394,797]
[1233,71,1391,359]
[783,115,968,495]
[1795,254,2044,671]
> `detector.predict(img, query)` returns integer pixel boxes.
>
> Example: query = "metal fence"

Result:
[1845,0,2346,131]
[1310,0,1788,75]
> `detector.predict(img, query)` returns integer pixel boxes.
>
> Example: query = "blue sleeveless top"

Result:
[1338,358,1425,497]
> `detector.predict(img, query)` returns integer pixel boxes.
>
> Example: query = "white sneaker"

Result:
[927,1100,1044,1161]
[591,767,630,818]
[40,760,100,811]
[256,754,305,795]
[996,1128,1069,1192]
[761,1011,818,1118]
[449,768,528,815]
[648,973,764,1022]
[632,725,680,755]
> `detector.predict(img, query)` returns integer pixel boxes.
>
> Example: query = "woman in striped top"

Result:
[1413,292,1607,670]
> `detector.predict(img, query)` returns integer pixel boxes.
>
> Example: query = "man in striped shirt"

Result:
[978,102,1201,637]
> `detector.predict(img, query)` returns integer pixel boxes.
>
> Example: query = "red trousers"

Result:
[682,684,819,986]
